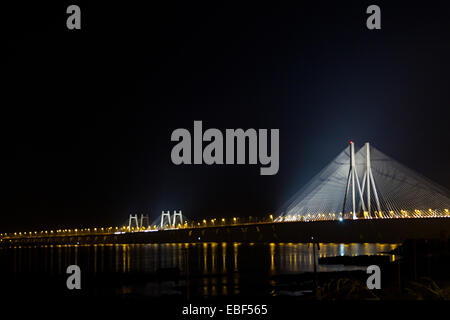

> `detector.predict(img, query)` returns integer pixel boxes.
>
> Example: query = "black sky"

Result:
[2,1,450,231]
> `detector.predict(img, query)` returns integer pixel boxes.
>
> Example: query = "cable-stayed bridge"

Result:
[2,141,450,244]
[276,141,450,222]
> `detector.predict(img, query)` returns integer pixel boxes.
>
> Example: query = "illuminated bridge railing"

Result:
[1,210,449,242]
[276,208,450,222]
[0,215,276,241]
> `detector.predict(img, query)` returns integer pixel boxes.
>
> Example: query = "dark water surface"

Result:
[0,242,397,299]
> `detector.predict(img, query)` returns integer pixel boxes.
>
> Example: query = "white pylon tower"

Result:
[140,214,150,228]
[172,210,183,227]
[160,211,171,229]
[343,141,366,219]
[361,142,381,216]
[128,214,139,229]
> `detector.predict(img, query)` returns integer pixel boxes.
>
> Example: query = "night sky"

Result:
[2,1,450,231]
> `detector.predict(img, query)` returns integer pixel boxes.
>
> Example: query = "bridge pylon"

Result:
[128,214,139,229]
[140,214,150,228]
[343,141,366,219]
[360,142,381,217]
[172,210,183,227]
[160,211,172,229]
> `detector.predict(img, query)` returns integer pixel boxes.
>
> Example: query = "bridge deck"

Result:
[2,218,450,245]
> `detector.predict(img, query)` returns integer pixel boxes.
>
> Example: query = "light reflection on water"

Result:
[2,242,398,275]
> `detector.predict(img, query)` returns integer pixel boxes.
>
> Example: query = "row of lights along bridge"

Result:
[1,209,450,240]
